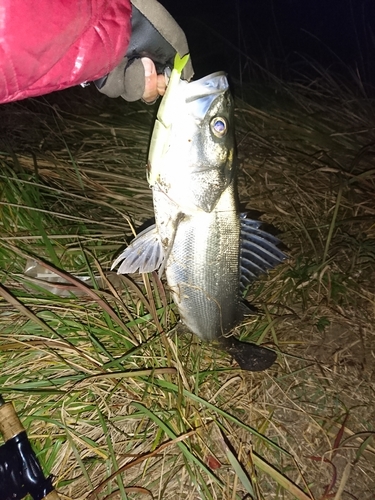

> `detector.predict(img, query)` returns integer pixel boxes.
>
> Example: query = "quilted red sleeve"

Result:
[0,0,132,103]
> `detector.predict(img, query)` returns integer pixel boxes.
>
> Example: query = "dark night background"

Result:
[160,0,374,85]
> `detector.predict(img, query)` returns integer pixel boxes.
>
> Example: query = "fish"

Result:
[112,57,286,371]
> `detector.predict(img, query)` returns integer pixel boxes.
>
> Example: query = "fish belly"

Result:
[163,184,241,341]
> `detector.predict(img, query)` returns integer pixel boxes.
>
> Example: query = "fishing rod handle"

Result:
[0,400,25,441]
[0,399,62,500]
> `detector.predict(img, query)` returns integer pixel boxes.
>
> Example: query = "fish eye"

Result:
[210,117,227,138]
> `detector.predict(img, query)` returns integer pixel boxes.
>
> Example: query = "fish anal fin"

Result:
[239,300,258,316]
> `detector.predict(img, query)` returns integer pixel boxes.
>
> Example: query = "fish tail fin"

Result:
[220,336,277,371]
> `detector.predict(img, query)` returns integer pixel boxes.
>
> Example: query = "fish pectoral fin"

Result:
[111,224,164,275]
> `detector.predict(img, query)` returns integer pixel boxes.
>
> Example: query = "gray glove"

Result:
[95,0,194,101]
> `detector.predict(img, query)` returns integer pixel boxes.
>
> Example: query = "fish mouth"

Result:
[184,72,230,120]
[185,71,229,98]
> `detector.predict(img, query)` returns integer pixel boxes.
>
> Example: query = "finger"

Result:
[141,57,159,103]
[156,74,166,96]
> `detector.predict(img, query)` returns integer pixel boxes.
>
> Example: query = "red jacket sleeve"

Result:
[0,0,132,103]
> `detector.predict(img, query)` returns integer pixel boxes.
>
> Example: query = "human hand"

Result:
[95,0,193,103]
[141,57,166,103]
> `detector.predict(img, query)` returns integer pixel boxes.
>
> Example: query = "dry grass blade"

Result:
[252,452,314,500]
[0,282,59,338]
[0,69,374,499]
[87,430,196,500]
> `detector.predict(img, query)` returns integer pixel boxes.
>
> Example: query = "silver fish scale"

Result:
[164,184,242,341]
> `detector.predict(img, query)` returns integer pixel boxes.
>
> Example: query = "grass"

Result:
[0,73,374,500]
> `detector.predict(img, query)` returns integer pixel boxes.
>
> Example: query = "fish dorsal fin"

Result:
[240,215,286,290]
[111,225,164,274]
